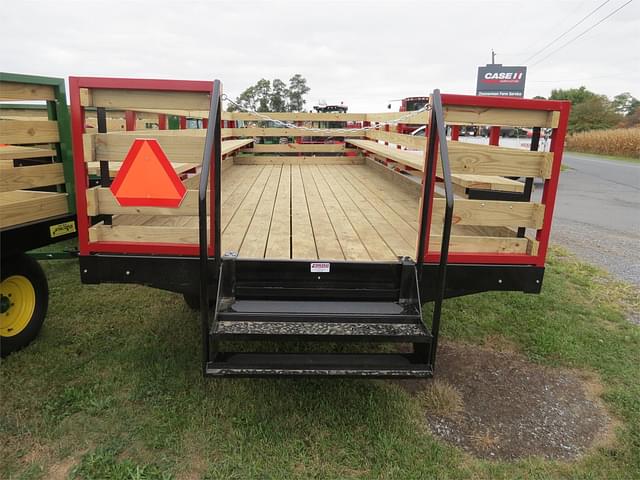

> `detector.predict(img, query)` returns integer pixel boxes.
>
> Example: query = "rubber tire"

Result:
[0,254,49,357]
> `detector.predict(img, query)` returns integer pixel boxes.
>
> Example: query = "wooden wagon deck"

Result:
[91,162,534,261]
[77,83,558,264]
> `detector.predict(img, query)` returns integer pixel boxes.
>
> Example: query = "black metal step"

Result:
[212,320,431,342]
[205,352,433,378]
[217,299,421,323]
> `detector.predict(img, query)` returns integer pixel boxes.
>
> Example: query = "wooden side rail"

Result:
[80,88,211,111]
[85,135,252,164]
[0,120,60,144]
[0,82,56,101]
[347,139,552,179]
[0,74,74,229]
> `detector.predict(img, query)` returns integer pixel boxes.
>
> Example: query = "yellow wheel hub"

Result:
[0,275,35,337]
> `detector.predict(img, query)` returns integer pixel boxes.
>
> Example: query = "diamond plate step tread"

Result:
[206,366,433,377]
[214,321,428,337]
[205,352,433,378]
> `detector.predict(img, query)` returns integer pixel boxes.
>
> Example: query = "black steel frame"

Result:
[199,79,223,374]
[1,214,78,258]
[416,89,455,369]
[79,255,543,299]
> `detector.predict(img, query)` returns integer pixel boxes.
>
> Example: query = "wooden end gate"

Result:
[69,76,570,377]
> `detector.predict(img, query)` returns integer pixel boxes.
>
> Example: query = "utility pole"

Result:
[491,49,496,65]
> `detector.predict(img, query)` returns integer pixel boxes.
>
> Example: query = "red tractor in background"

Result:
[393,96,429,134]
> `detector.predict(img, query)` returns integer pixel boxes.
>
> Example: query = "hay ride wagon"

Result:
[70,77,569,377]
[0,73,77,356]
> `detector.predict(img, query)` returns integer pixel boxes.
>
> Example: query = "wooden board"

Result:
[243,144,348,153]
[290,165,319,259]
[0,81,55,101]
[82,89,211,111]
[447,142,553,178]
[0,120,59,144]
[0,145,56,161]
[231,128,364,138]
[0,191,69,229]
[264,164,292,259]
[347,140,423,169]
[432,198,544,228]
[234,156,364,165]
[222,139,254,155]
[348,139,553,178]
[89,223,197,243]
[0,163,64,192]
[364,111,429,123]
[365,130,426,150]
[451,174,524,193]
[239,165,282,258]
[428,234,530,254]
[223,112,366,122]
[91,135,251,163]
[443,105,559,128]
[86,161,194,178]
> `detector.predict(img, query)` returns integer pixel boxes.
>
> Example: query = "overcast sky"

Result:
[2,0,639,111]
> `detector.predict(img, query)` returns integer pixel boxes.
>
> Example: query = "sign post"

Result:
[476,64,527,97]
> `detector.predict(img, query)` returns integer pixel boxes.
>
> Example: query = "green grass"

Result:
[566,150,640,164]
[1,248,639,479]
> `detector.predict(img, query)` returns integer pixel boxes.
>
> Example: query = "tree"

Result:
[254,79,271,112]
[287,74,310,112]
[612,92,639,116]
[549,86,599,105]
[270,79,288,112]
[227,75,311,113]
[569,97,620,133]
[549,86,622,133]
[227,85,258,112]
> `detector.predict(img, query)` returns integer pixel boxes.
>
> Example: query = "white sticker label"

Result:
[310,262,330,273]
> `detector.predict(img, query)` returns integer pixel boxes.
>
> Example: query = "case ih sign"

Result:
[476,64,527,97]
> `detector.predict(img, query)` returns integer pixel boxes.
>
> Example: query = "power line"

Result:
[517,0,591,57]
[531,0,635,67]
[523,0,613,64]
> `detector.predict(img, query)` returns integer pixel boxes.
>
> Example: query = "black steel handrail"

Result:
[417,89,454,368]
[199,79,222,371]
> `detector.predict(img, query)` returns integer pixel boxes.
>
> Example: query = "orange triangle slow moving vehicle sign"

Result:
[110,139,186,208]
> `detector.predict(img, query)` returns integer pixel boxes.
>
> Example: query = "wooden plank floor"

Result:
[221,163,420,261]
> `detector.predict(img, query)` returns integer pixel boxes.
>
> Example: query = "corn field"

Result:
[566,128,640,158]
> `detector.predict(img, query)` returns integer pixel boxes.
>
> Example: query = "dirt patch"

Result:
[48,455,79,480]
[398,341,615,461]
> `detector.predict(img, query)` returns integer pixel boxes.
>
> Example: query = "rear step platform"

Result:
[203,255,435,378]
[206,353,433,378]
[214,320,431,342]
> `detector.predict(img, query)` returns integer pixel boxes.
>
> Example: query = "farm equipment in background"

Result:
[0,73,77,356]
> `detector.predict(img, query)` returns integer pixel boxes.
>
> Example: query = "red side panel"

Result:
[69,77,214,256]
[419,94,570,267]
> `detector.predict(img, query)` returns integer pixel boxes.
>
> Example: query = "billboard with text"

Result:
[476,64,527,97]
